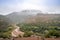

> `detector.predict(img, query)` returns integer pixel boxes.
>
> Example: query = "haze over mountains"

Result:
[6,10,42,23]
[0,10,60,24]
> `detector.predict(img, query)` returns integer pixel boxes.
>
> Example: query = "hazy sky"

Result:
[0,0,60,15]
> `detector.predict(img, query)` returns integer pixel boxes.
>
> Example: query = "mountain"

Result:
[6,10,42,24]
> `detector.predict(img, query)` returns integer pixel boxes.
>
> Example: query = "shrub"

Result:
[23,31,34,37]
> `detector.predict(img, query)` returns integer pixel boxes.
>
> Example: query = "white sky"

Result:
[0,0,60,15]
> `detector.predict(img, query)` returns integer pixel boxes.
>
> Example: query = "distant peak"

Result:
[21,9,42,12]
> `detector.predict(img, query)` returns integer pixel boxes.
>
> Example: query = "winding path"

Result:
[11,24,24,37]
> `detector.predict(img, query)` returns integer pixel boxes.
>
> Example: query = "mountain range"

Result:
[0,10,60,24]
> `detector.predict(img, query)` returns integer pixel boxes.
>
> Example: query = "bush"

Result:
[0,25,14,38]
[44,30,60,38]
[23,31,34,37]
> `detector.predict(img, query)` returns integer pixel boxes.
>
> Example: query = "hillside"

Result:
[0,15,14,38]
[17,13,60,38]
[24,14,60,24]
[0,15,11,30]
